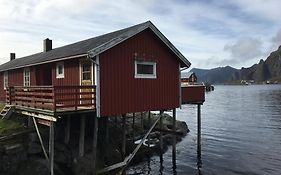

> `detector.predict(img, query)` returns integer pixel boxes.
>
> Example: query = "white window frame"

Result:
[3,71,8,90]
[23,68,30,87]
[134,60,157,79]
[56,62,65,79]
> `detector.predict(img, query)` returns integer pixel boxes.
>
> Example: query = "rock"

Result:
[27,142,42,155]
[4,143,24,154]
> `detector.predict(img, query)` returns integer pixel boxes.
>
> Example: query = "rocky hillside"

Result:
[190,66,239,84]
[190,45,281,84]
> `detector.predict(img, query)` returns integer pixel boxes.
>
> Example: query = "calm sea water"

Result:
[128,85,281,175]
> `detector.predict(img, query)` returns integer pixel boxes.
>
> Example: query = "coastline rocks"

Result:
[0,112,189,175]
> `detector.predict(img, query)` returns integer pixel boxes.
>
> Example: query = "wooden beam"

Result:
[32,117,49,162]
[148,111,151,147]
[197,104,202,168]
[64,116,71,144]
[121,114,126,159]
[140,112,144,132]
[132,113,135,142]
[159,111,163,152]
[79,115,86,157]
[92,113,99,174]
[49,121,55,175]
[172,108,176,169]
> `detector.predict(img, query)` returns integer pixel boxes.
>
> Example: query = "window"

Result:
[3,72,8,89]
[23,68,30,87]
[82,62,91,81]
[134,60,156,79]
[56,62,64,78]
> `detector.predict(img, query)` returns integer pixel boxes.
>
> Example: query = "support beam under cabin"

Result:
[122,114,126,159]
[197,104,202,168]
[79,115,86,157]
[148,111,151,147]
[172,108,177,168]
[92,113,98,174]
[49,121,55,175]
[132,113,135,142]
[159,111,164,152]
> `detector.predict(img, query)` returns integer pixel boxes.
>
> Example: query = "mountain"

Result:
[190,45,281,84]
[190,66,239,84]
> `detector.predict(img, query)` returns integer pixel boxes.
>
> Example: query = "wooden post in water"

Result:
[141,112,144,132]
[172,108,177,168]
[92,113,98,174]
[197,104,202,167]
[122,114,126,159]
[132,113,135,142]
[159,111,163,152]
[79,115,86,157]
[148,111,151,147]
[64,116,71,144]
[49,121,54,175]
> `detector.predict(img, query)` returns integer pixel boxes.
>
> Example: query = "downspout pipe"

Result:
[87,53,101,118]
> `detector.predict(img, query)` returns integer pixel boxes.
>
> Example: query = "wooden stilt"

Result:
[92,113,99,174]
[172,108,177,169]
[159,111,163,152]
[32,117,49,161]
[132,113,135,142]
[49,121,54,175]
[148,111,151,147]
[27,117,32,128]
[197,104,202,168]
[64,116,71,144]
[79,115,86,157]
[140,112,144,132]
[122,114,126,159]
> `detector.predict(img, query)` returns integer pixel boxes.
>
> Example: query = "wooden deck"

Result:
[6,85,96,118]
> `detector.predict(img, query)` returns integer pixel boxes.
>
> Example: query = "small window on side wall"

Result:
[23,68,30,87]
[3,72,8,89]
[56,62,64,79]
[134,60,156,79]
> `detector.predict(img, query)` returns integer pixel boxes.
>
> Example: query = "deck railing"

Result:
[6,85,96,112]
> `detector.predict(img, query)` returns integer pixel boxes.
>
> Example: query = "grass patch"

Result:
[0,103,5,111]
[0,119,24,136]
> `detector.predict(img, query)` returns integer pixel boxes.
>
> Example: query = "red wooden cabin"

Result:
[0,21,204,119]
[0,21,206,173]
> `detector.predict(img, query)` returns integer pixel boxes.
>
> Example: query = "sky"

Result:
[1,0,281,69]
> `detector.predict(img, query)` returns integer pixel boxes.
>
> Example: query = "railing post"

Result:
[53,86,56,113]
[75,87,78,110]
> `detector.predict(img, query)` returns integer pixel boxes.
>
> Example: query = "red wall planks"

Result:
[52,58,80,86]
[100,29,180,116]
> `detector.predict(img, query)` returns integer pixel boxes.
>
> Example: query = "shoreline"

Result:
[0,112,189,175]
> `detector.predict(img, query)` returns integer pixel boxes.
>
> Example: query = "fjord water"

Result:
[128,85,281,175]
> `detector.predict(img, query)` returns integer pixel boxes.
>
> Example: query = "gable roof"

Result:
[0,21,190,72]
[181,72,196,79]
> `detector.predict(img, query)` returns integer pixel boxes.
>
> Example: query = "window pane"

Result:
[82,72,91,80]
[58,65,63,74]
[137,64,154,75]
[83,64,90,72]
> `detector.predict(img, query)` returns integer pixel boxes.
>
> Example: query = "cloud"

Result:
[224,37,263,60]
[0,0,281,69]
[271,29,281,46]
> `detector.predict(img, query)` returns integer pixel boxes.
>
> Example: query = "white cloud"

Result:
[272,29,281,46]
[224,37,263,62]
